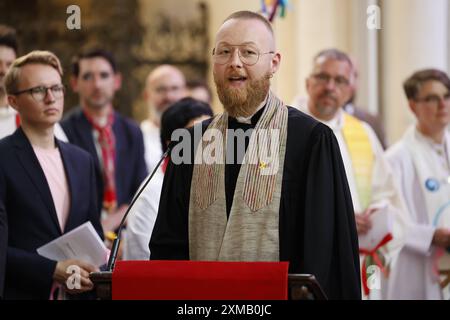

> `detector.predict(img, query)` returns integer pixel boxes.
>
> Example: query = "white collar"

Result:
[234,95,268,124]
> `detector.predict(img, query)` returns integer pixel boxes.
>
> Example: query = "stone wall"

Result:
[0,0,209,121]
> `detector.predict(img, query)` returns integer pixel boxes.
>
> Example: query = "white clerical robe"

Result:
[385,126,450,300]
[300,106,408,299]
[122,167,164,260]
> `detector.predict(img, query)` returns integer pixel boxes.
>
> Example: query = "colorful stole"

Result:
[342,113,383,296]
[188,91,288,261]
[342,113,374,210]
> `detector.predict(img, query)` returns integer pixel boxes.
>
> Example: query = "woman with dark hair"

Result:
[123,97,213,260]
[160,97,213,152]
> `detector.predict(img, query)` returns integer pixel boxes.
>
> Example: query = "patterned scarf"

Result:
[189,91,288,261]
[84,109,117,211]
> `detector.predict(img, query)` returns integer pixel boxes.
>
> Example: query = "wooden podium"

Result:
[90,271,327,300]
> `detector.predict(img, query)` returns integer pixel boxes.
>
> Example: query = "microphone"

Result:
[106,142,175,271]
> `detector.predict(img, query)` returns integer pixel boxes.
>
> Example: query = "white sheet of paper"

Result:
[358,207,393,251]
[37,221,108,267]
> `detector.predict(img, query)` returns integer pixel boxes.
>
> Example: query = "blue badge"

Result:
[425,178,440,192]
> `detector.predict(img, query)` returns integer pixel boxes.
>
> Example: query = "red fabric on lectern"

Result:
[112,260,289,300]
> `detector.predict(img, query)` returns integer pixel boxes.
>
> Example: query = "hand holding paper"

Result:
[37,221,108,267]
[358,206,393,251]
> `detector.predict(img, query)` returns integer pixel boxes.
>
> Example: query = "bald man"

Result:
[141,65,187,172]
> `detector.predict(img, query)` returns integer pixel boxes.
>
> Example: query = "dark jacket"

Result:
[0,128,103,299]
[61,107,148,211]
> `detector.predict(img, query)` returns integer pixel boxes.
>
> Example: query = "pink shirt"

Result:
[33,145,70,232]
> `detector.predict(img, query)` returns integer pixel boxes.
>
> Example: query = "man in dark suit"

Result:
[61,48,147,238]
[0,50,104,299]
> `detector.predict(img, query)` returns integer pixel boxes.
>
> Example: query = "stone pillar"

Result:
[292,0,353,104]
[350,0,380,116]
[381,0,448,145]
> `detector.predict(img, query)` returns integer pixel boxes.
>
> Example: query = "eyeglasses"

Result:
[415,93,450,107]
[12,84,65,102]
[154,85,184,95]
[212,44,274,66]
[312,73,350,88]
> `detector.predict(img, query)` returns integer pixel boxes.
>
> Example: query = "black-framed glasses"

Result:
[415,93,450,107]
[312,73,350,88]
[212,44,274,66]
[12,84,65,102]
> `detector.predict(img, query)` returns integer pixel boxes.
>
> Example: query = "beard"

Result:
[312,91,340,120]
[214,72,271,118]
[85,91,114,110]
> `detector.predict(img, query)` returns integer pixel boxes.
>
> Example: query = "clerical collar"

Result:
[234,96,268,124]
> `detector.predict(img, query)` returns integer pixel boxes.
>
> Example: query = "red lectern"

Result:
[90,260,327,300]
[113,260,287,300]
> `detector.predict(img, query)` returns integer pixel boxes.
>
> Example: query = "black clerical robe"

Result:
[150,106,361,300]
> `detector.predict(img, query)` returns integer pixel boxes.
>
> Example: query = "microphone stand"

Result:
[106,147,171,271]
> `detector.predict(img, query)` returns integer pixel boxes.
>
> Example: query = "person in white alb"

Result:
[300,48,408,299]
[385,69,450,300]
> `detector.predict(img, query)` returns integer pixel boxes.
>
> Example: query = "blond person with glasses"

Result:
[0,51,104,299]
[386,69,450,300]
[11,84,65,101]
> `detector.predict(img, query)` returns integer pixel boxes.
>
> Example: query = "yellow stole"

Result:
[342,113,374,210]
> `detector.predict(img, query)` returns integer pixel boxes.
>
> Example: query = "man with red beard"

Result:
[1,51,103,299]
[150,11,361,299]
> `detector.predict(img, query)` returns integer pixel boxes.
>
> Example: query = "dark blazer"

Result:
[0,194,6,299]
[0,128,103,299]
[61,107,148,210]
